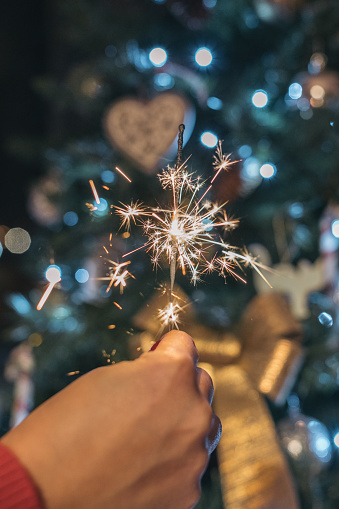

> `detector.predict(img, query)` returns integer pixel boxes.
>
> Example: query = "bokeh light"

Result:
[331,219,339,238]
[334,432,339,448]
[200,131,218,148]
[0,242,2,258]
[93,198,108,217]
[252,90,268,108]
[154,73,174,90]
[310,85,325,100]
[318,312,333,328]
[238,145,252,158]
[4,228,31,254]
[195,47,213,67]
[45,265,62,283]
[289,83,303,100]
[75,268,90,283]
[207,96,222,110]
[63,211,79,226]
[259,163,276,179]
[149,47,168,67]
[101,170,115,183]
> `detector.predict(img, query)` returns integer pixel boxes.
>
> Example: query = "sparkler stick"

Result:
[170,124,185,300]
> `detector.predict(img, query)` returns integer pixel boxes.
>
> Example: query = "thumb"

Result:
[151,330,199,367]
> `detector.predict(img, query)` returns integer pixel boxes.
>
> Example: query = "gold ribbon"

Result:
[131,291,303,509]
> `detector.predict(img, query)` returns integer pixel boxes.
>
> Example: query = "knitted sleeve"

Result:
[0,441,43,509]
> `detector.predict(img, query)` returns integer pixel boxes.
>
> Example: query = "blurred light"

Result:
[332,219,339,238]
[0,242,2,258]
[244,12,259,29]
[252,90,268,108]
[200,131,218,148]
[289,83,303,100]
[287,439,303,457]
[153,0,165,3]
[154,72,174,90]
[334,432,339,448]
[289,202,303,219]
[318,312,333,328]
[45,265,62,283]
[243,157,260,178]
[314,436,331,458]
[195,47,213,67]
[105,45,117,58]
[300,109,313,120]
[310,85,325,100]
[259,163,276,179]
[101,170,115,183]
[7,294,31,315]
[5,228,31,254]
[93,198,108,217]
[203,0,217,8]
[75,268,90,283]
[63,211,78,226]
[238,145,252,158]
[149,47,167,67]
[202,218,213,231]
[122,232,130,239]
[64,317,79,331]
[297,98,310,111]
[308,52,327,75]
[28,333,43,347]
[207,96,222,110]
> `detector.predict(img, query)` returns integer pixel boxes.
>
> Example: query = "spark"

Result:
[115,166,132,183]
[89,180,100,204]
[113,301,122,310]
[108,324,116,329]
[102,185,110,190]
[96,258,135,293]
[67,371,80,376]
[211,140,239,183]
[114,129,269,329]
[36,282,57,310]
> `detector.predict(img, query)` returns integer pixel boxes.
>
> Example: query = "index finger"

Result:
[152,330,199,366]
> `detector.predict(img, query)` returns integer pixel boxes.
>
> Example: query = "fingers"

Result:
[152,330,199,367]
[196,367,214,404]
[206,413,222,455]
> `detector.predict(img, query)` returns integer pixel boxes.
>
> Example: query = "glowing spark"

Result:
[96,258,135,293]
[67,371,80,376]
[115,166,132,183]
[102,185,110,190]
[103,246,109,254]
[114,133,269,329]
[108,324,116,329]
[114,301,122,310]
[211,141,238,183]
[89,180,100,204]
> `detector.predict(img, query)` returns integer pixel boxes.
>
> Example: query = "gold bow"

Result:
[130,290,303,509]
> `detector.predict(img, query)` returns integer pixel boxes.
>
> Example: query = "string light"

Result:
[252,90,268,108]
[200,131,218,148]
[195,47,213,67]
[149,47,168,67]
[259,163,276,179]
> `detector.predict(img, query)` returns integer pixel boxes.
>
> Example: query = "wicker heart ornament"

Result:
[103,93,195,174]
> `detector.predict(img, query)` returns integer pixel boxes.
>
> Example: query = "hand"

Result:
[1,330,221,509]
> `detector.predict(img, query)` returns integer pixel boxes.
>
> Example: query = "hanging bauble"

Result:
[278,412,332,476]
[103,92,195,174]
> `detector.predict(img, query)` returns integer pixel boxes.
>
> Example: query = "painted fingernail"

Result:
[149,340,161,351]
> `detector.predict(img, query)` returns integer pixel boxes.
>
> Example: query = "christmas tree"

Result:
[1,0,339,507]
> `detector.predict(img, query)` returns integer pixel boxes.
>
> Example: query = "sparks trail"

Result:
[114,128,270,329]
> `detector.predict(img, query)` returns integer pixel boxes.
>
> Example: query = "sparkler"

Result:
[115,124,271,329]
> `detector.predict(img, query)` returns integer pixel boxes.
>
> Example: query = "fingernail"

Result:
[149,340,161,351]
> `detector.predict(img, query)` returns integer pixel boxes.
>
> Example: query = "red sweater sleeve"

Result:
[0,441,43,509]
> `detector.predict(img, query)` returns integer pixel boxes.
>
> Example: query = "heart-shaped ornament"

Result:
[103,93,195,174]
